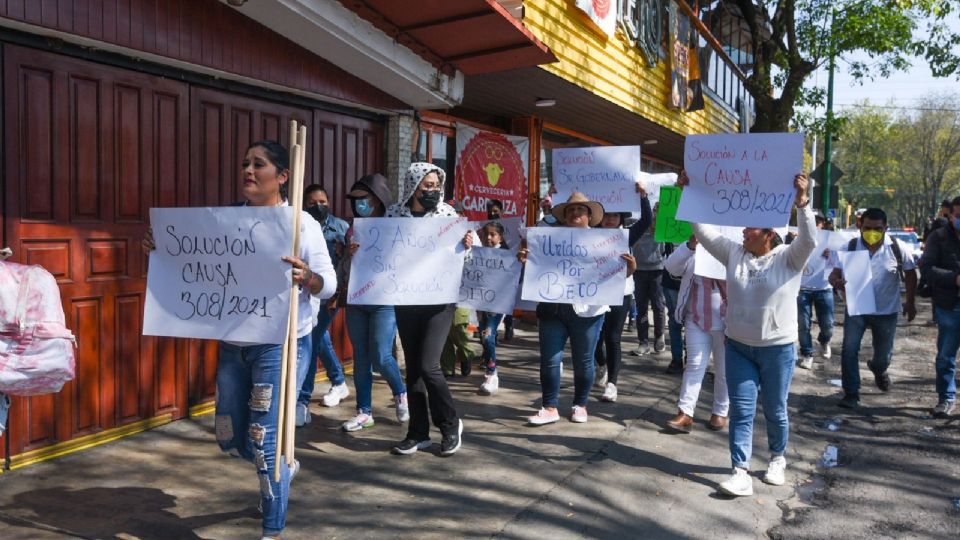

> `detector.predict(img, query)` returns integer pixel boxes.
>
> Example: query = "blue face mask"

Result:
[954,216,960,230]
[354,199,374,217]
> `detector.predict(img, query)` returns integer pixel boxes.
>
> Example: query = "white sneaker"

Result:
[595,365,608,387]
[295,403,312,427]
[570,405,588,423]
[341,411,374,432]
[763,456,787,486]
[818,342,832,359]
[395,393,410,423]
[718,467,754,496]
[528,408,560,425]
[322,382,350,407]
[479,372,499,395]
[797,356,814,370]
[601,382,618,402]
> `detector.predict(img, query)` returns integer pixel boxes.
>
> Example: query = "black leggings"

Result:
[395,304,459,440]
[595,295,631,384]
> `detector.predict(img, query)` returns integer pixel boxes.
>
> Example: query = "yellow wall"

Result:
[524,0,740,136]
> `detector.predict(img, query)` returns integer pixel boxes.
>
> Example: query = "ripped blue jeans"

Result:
[215,337,311,536]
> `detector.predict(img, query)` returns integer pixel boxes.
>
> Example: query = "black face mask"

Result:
[306,204,329,224]
[417,190,441,211]
[487,211,501,220]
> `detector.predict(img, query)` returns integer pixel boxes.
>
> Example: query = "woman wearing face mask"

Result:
[385,163,464,456]
[594,187,650,403]
[144,140,335,540]
[677,171,814,498]
[335,173,410,432]
[519,192,636,425]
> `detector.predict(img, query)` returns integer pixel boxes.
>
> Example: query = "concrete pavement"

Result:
[0,321,800,539]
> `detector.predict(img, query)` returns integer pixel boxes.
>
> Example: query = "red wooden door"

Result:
[2,45,190,456]
[313,110,385,367]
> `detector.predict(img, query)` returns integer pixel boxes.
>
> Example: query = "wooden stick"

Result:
[274,120,305,481]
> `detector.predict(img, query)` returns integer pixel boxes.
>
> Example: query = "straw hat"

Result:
[551,192,604,227]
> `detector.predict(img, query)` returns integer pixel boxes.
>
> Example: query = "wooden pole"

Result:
[274,120,306,481]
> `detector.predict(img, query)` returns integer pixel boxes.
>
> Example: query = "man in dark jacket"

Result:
[919,196,960,418]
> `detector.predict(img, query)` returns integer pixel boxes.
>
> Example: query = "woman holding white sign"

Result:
[144,140,335,540]
[520,192,637,425]
[385,163,464,456]
[337,173,410,432]
[677,171,814,497]
[593,194,650,403]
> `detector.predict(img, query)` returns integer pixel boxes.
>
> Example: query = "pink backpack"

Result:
[0,259,76,396]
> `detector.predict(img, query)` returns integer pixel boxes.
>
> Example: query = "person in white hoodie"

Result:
[678,171,815,497]
[663,235,729,432]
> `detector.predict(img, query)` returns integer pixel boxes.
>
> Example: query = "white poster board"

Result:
[677,133,804,228]
[143,206,293,344]
[838,250,876,315]
[521,228,628,306]
[694,226,743,280]
[458,247,521,315]
[641,172,679,208]
[347,217,471,305]
[552,146,643,213]
[824,229,859,253]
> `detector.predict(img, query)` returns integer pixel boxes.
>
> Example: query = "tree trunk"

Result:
[751,98,795,133]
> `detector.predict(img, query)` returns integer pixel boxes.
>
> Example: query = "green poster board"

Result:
[654,186,692,243]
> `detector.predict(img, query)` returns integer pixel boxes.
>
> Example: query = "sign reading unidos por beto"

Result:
[552,146,643,212]
[347,217,472,305]
[676,133,804,228]
[521,228,628,306]
[143,206,293,344]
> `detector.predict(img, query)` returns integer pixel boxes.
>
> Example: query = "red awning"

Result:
[340,0,556,76]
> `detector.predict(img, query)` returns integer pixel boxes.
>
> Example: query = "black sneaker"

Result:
[391,437,431,455]
[440,419,463,456]
[874,371,891,392]
[838,394,860,409]
[460,359,472,377]
[503,327,514,341]
[665,360,684,375]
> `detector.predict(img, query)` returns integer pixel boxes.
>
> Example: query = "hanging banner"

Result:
[143,207,293,344]
[668,2,691,110]
[552,146,643,213]
[575,0,617,36]
[455,125,530,224]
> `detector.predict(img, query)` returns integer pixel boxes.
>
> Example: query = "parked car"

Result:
[888,229,921,256]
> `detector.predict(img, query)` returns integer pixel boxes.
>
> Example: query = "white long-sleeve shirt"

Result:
[692,205,816,346]
[664,242,725,332]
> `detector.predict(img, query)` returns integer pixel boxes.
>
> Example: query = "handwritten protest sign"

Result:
[641,172,678,208]
[838,250,876,315]
[348,217,471,305]
[143,207,292,344]
[552,146,642,212]
[677,133,804,228]
[521,228,628,306]
[654,186,692,243]
[458,247,521,315]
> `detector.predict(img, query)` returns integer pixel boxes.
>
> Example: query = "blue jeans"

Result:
[725,339,796,469]
[934,305,960,402]
[538,305,604,408]
[479,312,505,373]
[345,305,406,414]
[797,289,834,357]
[215,337,311,536]
[662,287,684,364]
[300,306,345,406]
[840,312,898,397]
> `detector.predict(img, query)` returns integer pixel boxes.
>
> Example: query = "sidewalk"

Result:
[0,322,803,539]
